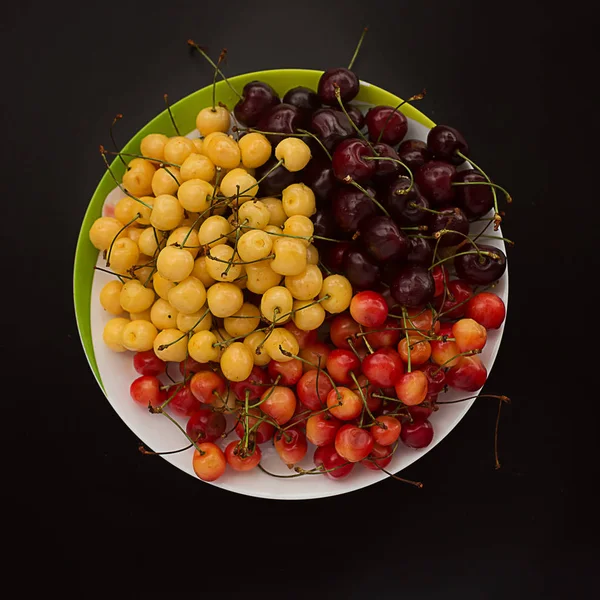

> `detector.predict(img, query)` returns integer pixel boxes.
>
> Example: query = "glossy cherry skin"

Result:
[179,356,211,376]
[390,265,435,307]
[330,313,364,350]
[454,244,507,285]
[297,369,333,411]
[234,81,280,127]
[406,236,435,266]
[434,279,473,319]
[454,169,494,218]
[303,159,339,204]
[186,408,227,444]
[345,105,365,129]
[465,292,506,329]
[235,408,276,444]
[169,384,202,417]
[314,444,354,479]
[431,265,449,297]
[359,215,410,262]
[130,375,166,408]
[268,359,303,386]
[400,419,434,448]
[133,350,166,376]
[385,176,429,226]
[397,139,431,172]
[230,366,271,402]
[350,290,389,328]
[415,161,457,205]
[257,103,303,144]
[190,371,227,405]
[284,321,319,350]
[418,363,446,395]
[274,427,308,465]
[361,442,394,470]
[310,108,355,152]
[362,348,404,387]
[446,355,487,391]
[318,68,360,106]
[311,208,337,239]
[283,86,320,116]
[326,349,361,385]
[225,442,262,471]
[364,317,402,349]
[427,124,469,165]
[331,185,377,232]
[306,413,342,447]
[255,157,296,196]
[371,142,402,187]
[322,241,352,272]
[428,207,470,247]
[343,246,381,290]
[335,424,375,463]
[332,138,375,183]
[366,105,408,146]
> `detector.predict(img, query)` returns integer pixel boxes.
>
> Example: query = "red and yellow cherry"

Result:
[178,356,211,376]
[446,355,487,391]
[431,265,449,298]
[225,441,262,472]
[284,321,319,349]
[434,279,473,319]
[326,386,362,420]
[297,369,333,411]
[230,366,272,402]
[397,337,432,366]
[235,407,276,444]
[268,358,303,386]
[349,373,382,414]
[335,424,374,462]
[326,349,361,384]
[332,138,375,183]
[274,427,308,466]
[260,385,296,425]
[452,318,487,352]
[362,347,404,387]
[417,362,446,395]
[192,443,227,481]
[361,442,394,470]
[190,370,227,405]
[306,412,342,447]
[330,313,364,350]
[465,292,506,330]
[394,370,429,406]
[365,105,408,145]
[187,408,227,443]
[313,444,354,479]
[364,318,402,349]
[130,375,166,408]
[133,350,166,377]
[371,415,402,446]
[403,307,439,339]
[430,336,461,368]
[169,383,203,417]
[350,290,389,328]
[400,419,434,449]
[299,341,331,372]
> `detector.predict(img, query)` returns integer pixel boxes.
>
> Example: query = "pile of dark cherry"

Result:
[133,65,509,482]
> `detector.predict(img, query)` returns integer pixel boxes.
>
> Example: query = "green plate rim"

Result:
[73,68,437,392]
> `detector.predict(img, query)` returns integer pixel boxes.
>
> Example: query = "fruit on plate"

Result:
[89,28,512,486]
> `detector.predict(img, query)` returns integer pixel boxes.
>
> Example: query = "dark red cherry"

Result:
[385,176,429,226]
[397,139,431,172]
[345,105,365,129]
[283,86,320,114]
[433,279,473,319]
[418,363,446,395]
[359,215,410,262]
[323,241,352,271]
[331,185,377,232]
[406,236,434,266]
[318,68,360,106]
[234,81,280,127]
[390,265,435,307]
[365,105,408,146]
[255,157,296,196]
[257,103,303,144]
[301,158,339,203]
[400,419,434,449]
[311,209,336,239]
[428,207,470,247]
[371,143,401,187]
[454,244,507,285]
[343,246,380,290]
[427,125,469,165]
[332,138,375,183]
[310,108,355,152]
[415,161,457,205]
[230,366,272,402]
[381,261,403,286]
[186,408,227,444]
[454,169,494,218]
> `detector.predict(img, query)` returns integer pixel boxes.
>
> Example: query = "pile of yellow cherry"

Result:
[90,104,352,384]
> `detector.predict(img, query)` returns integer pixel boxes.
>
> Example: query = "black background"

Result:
[3,0,598,597]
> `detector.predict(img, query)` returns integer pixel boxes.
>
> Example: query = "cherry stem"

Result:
[279,345,340,398]
[110,114,126,167]
[346,337,362,360]
[138,442,193,456]
[359,325,374,354]
[334,85,372,147]
[105,213,140,268]
[248,375,281,409]
[494,397,504,470]
[348,26,368,70]
[187,40,243,100]
[344,177,390,217]
[297,128,333,161]
[240,158,284,197]
[350,372,379,425]
[212,49,227,111]
[401,307,412,372]
[94,266,131,282]
[318,260,332,276]
[474,234,514,245]
[164,94,180,136]
[365,156,414,193]
[431,349,482,376]
[409,202,444,215]
[376,89,426,144]
[378,466,424,488]
[99,146,152,209]
[429,249,501,271]
[436,394,510,405]
[258,463,350,478]
[103,149,181,169]
[206,251,275,267]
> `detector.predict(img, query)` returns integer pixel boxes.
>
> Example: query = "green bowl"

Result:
[73,68,435,390]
